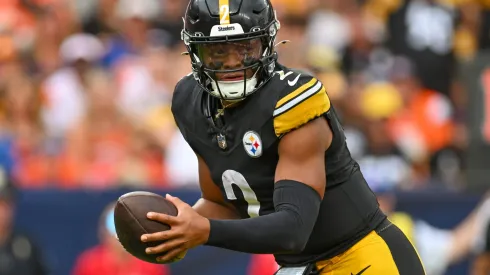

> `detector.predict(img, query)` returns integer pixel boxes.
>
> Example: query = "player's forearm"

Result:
[205,180,321,254]
[193,198,240,220]
[448,208,480,263]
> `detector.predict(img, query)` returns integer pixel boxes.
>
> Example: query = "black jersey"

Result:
[171,63,386,266]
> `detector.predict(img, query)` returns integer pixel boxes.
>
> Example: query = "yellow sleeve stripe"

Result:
[275,78,317,109]
[274,80,323,117]
[274,85,331,137]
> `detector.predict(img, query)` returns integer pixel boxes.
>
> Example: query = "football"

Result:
[114,191,184,264]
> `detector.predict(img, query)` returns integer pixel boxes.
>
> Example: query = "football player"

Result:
[140,0,426,274]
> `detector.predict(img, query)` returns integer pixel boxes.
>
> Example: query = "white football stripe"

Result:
[273,81,323,117]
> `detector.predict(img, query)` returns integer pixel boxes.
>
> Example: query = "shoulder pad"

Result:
[272,71,331,137]
[171,73,202,136]
[171,73,195,116]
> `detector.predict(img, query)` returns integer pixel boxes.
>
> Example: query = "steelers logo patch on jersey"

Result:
[243,131,262,158]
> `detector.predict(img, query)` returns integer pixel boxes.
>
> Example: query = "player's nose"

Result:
[222,53,242,70]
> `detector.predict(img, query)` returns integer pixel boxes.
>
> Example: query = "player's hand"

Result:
[141,194,210,263]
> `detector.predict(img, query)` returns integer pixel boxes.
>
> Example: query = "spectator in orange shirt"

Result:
[72,202,170,275]
[386,57,455,164]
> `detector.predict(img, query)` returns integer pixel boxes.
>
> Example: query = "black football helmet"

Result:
[181,0,280,100]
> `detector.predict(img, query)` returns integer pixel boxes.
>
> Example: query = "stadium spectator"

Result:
[0,0,486,274]
[71,201,170,275]
[386,57,455,162]
[0,0,469,190]
[384,0,458,96]
[40,33,105,143]
[0,167,49,275]
[0,68,47,188]
[374,184,487,275]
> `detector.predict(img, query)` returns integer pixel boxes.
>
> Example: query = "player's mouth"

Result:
[219,73,245,81]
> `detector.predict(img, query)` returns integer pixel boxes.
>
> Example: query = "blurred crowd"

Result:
[2,1,490,275]
[0,0,485,191]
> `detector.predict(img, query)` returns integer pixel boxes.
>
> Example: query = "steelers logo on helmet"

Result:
[181,0,281,101]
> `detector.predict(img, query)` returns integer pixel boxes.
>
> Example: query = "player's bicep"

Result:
[275,118,332,199]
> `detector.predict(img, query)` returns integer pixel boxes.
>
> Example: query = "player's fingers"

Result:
[146,238,182,255]
[156,246,187,263]
[141,229,180,243]
[147,212,179,225]
[166,194,188,210]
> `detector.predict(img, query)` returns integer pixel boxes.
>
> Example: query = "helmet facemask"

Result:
[182,21,280,101]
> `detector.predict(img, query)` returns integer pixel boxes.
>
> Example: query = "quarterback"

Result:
[140,0,426,274]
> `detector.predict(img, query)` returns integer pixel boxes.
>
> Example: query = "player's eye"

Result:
[207,61,224,69]
[214,49,227,57]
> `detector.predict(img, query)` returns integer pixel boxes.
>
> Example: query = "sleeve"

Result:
[273,76,331,137]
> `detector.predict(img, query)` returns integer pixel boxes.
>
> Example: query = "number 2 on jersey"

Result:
[274,70,301,86]
[222,170,260,217]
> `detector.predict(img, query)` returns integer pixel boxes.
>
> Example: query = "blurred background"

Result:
[1,0,490,274]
